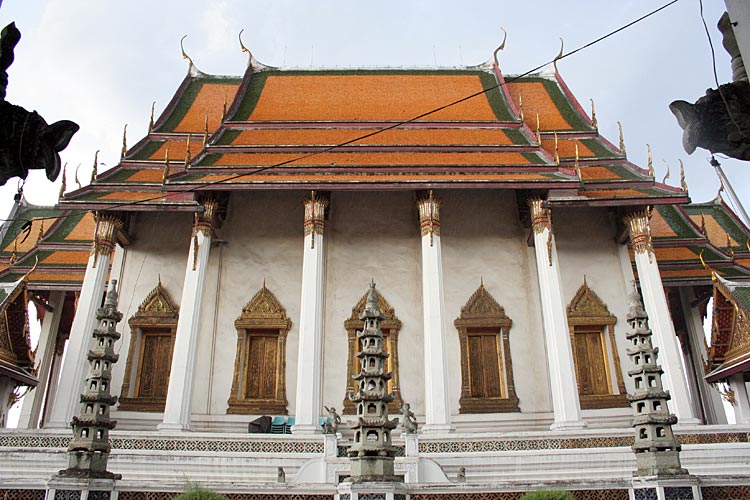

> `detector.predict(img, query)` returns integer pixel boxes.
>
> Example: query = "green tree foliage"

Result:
[173,483,228,500]
[520,490,575,500]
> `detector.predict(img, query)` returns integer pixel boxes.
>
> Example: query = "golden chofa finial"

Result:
[553,38,564,72]
[662,159,670,184]
[238,29,254,64]
[535,113,541,144]
[37,218,44,242]
[221,95,228,123]
[180,35,195,70]
[700,213,707,235]
[617,121,627,157]
[492,27,508,67]
[91,150,99,184]
[59,163,67,198]
[162,145,170,184]
[203,109,209,147]
[646,144,654,176]
[574,142,583,180]
[148,101,156,134]
[589,99,597,129]
[121,124,128,159]
[554,131,560,164]
[679,159,688,193]
[517,92,524,122]
[184,133,192,167]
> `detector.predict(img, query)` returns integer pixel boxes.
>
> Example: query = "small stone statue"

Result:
[323,406,341,434]
[457,467,466,483]
[277,467,285,483]
[399,402,418,434]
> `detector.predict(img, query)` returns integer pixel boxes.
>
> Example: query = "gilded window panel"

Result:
[342,286,403,415]
[455,282,519,414]
[227,284,290,415]
[566,278,628,409]
[118,280,179,412]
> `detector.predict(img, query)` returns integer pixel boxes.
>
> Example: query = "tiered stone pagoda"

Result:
[347,281,400,483]
[59,279,122,479]
[625,286,686,477]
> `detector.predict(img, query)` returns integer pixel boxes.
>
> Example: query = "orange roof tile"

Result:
[689,214,739,247]
[230,128,514,146]
[127,169,169,183]
[248,75,498,121]
[653,247,699,262]
[579,166,621,181]
[660,269,714,278]
[649,209,678,238]
[29,271,89,283]
[507,82,572,130]
[40,250,91,266]
[2,217,58,253]
[174,83,240,133]
[213,151,532,167]
[148,139,205,162]
[193,172,549,183]
[541,138,594,158]
[98,192,163,201]
[584,189,647,199]
[65,213,95,241]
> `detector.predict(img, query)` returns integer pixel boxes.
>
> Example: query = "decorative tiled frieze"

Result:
[417,432,750,453]
[54,491,81,500]
[88,492,112,500]
[411,494,522,500]
[336,444,405,457]
[119,494,178,500]
[0,490,45,500]
[120,494,333,500]
[663,487,694,500]
[570,490,628,500]
[634,489,657,500]
[0,434,323,454]
[359,495,386,500]
[701,486,750,500]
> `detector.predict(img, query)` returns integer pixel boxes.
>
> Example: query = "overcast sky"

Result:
[0,1,746,223]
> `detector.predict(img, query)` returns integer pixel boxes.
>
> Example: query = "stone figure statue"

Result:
[277,467,285,483]
[323,406,341,434]
[399,402,418,434]
[457,467,466,483]
[0,23,79,187]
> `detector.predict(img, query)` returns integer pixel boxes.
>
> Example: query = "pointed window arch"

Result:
[343,286,402,414]
[227,284,291,415]
[118,280,179,412]
[455,282,519,413]
[567,278,628,409]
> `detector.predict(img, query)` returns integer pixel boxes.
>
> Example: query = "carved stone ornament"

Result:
[454,282,519,413]
[227,284,291,415]
[91,213,124,268]
[0,23,79,187]
[303,193,328,248]
[343,286,403,414]
[705,277,750,383]
[118,280,179,412]
[416,191,441,245]
[567,279,628,410]
[528,197,550,234]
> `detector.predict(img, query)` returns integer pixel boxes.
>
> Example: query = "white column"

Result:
[728,373,750,424]
[17,291,65,428]
[625,211,699,424]
[417,192,452,433]
[159,201,217,432]
[44,214,122,428]
[292,194,328,434]
[679,287,727,424]
[528,199,585,430]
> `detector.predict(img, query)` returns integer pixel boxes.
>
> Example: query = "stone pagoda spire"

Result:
[60,279,123,479]
[348,280,400,483]
[625,286,686,477]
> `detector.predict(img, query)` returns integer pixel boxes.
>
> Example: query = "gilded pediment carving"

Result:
[348,287,396,321]
[567,278,616,325]
[128,280,179,327]
[455,282,510,329]
[235,283,291,329]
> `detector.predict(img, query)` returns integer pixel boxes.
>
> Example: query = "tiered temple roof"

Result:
[1,59,749,289]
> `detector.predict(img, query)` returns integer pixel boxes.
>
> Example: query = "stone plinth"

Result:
[630,475,702,500]
[337,481,409,500]
[45,476,118,500]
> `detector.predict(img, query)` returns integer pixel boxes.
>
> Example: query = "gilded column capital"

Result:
[624,210,653,256]
[528,198,550,234]
[303,192,328,249]
[91,213,124,267]
[194,199,219,238]
[417,191,441,246]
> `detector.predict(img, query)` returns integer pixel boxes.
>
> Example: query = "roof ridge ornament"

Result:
[661,159,670,184]
[91,150,99,184]
[552,38,564,73]
[492,27,508,68]
[180,35,203,77]
[237,29,276,71]
[646,144,654,176]
[618,121,627,158]
[59,163,67,198]
[535,113,541,144]
[554,132,560,164]
[148,101,155,134]
[589,99,598,129]
[679,159,688,193]
[121,124,127,159]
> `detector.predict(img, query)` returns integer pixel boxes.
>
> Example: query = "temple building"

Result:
[0,41,749,499]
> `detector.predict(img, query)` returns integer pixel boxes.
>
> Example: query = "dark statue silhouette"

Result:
[0,22,79,187]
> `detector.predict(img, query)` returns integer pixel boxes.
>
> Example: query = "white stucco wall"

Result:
[440,190,550,415]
